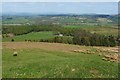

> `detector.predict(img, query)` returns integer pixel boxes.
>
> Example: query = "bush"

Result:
[11,39,14,42]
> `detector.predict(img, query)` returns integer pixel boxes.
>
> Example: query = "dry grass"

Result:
[2,42,88,53]
[3,42,119,54]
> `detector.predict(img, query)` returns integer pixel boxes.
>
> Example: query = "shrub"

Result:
[11,39,14,42]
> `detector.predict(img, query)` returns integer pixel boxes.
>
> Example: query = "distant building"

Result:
[59,34,63,37]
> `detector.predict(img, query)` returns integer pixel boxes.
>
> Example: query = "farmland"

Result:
[2,14,119,78]
[2,42,118,78]
[1,1,120,79]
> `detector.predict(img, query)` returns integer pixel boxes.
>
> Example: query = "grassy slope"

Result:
[2,42,118,78]
[3,31,55,42]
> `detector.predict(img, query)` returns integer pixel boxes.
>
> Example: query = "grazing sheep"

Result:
[73,50,85,53]
[98,53,102,56]
[104,55,111,58]
[13,51,18,56]
[102,54,119,63]
[109,59,115,62]
[102,58,108,61]
[113,53,118,60]
[13,48,18,56]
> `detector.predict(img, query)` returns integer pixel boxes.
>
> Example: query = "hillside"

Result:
[2,42,118,78]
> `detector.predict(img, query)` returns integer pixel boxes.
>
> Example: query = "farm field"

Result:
[2,42,118,78]
[3,31,55,42]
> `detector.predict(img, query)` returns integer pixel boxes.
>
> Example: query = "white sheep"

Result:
[13,51,18,56]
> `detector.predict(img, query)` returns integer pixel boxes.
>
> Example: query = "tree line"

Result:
[3,24,120,47]
[2,24,61,36]
[44,29,119,47]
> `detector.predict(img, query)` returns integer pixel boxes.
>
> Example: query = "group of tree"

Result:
[73,30,118,47]
[55,28,119,47]
[24,28,119,47]
[2,24,62,36]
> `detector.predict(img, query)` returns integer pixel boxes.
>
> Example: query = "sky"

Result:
[1,2,118,15]
[2,0,119,2]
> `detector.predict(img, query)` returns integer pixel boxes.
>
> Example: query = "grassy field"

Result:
[2,42,118,78]
[64,26,118,36]
[3,31,55,42]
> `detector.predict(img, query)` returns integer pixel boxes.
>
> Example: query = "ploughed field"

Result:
[2,42,118,78]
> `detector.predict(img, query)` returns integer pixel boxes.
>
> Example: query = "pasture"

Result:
[2,15,119,78]
[2,42,118,78]
[3,31,55,42]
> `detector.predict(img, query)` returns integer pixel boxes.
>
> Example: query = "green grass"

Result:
[2,47,118,78]
[3,31,55,42]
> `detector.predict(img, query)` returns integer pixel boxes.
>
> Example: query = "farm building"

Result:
[59,34,63,37]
